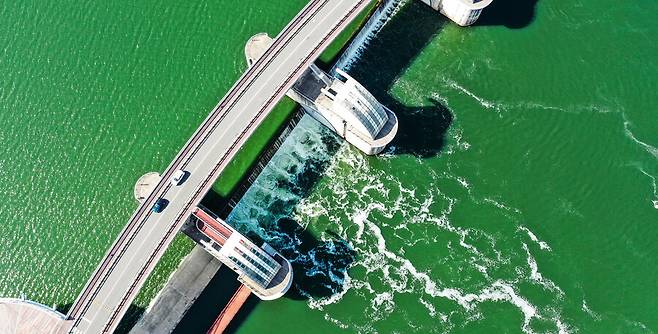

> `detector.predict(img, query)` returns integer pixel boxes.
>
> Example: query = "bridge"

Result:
[63,0,371,333]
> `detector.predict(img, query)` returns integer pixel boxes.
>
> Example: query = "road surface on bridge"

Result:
[65,0,371,332]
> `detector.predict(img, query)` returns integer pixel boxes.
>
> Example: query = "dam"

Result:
[0,0,494,333]
[246,33,398,155]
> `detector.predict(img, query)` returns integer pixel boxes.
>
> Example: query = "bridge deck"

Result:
[65,0,371,333]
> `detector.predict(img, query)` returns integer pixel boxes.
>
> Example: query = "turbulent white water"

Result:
[443,78,502,113]
[333,0,406,72]
[227,110,570,333]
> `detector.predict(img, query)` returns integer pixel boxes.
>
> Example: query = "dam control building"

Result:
[419,0,494,26]
[190,207,293,300]
[246,33,398,156]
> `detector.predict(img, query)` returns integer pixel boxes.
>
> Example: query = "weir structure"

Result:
[1,1,375,333]
[246,33,398,155]
[0,0,495,333]
[136,177,292,301]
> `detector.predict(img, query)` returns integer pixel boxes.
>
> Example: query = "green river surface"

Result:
[1,0,657,333]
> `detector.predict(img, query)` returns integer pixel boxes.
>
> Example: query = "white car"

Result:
[170,170,187,186]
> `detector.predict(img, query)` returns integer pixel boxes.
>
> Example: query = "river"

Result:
[1,0,656,333]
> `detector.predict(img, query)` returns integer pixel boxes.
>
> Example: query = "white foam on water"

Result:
[444,78,502,113]
[482,56,502,72]
[346,162,569,331]
[361,180,390,199]
[452,129,471,151]
[519,226,552,251]
[351,201,550,333]
[295,199,330,220]
[623,115,658,159]
[352,203,387,244]
[419,298,437,317]
[228,115,337,229]
[371,291,395,319]
[515,101,574,114]
[427,215,484,258]
[484,197,522,215]
[307,273,354,310]
[417,192,434,216]
[381,145,397,156]
[456,177,470,189]
[581,299,601,321]
[523,243,563,295]
[512,94,628,115]
[635,167,658,210]
[323,314,350,330]
[426,280,543,334]
[556,318,571,334]
[623,319,650,332]
[228,107,572,333]
[430,91,450,107]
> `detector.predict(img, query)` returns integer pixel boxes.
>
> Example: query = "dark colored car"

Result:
[152,198,168,213]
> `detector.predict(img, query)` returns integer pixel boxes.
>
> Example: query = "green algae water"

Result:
[1,1,657,334]
[0,0,308,314]
[227,0,658,333]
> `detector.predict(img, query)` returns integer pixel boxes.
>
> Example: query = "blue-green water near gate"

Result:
[1,0,657,333]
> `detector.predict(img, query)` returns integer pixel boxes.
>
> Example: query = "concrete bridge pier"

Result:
[134,172,161,203]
